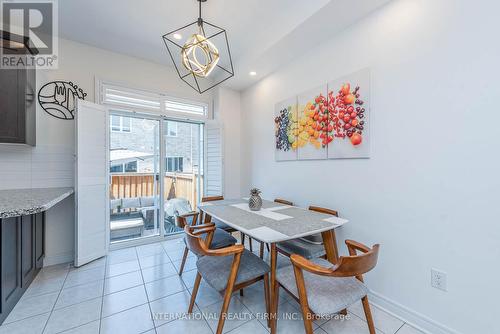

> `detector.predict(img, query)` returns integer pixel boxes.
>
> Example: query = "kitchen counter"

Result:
[0,187,74,219]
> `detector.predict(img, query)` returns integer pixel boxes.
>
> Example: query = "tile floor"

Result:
[0,237,426,334]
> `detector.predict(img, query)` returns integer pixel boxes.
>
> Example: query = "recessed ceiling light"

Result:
[173,33,182,40]
[249,71,257,76]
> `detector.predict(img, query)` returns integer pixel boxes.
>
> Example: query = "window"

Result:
[124,161,137,172]
[109,165,123,173]
[109,161,137,173]
[166,157,183,172]
[166,121,178,137]
[100,82,209,120]
[110,115,131,132]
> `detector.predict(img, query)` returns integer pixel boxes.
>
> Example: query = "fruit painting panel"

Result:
[296,85,329,160]
[274,97,298,161]
[327,69,370,159]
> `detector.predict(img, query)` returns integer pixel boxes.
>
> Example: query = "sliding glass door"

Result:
[109,113,161,244]
[108,112,204,244]
[163,120,204,236]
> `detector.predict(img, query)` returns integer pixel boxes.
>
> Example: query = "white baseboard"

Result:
[368,290,461,334]
[43,251,74,266]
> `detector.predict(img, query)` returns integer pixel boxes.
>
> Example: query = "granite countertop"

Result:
[0,187,74,219]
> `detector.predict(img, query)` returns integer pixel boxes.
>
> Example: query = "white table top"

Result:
[198,199,348,243]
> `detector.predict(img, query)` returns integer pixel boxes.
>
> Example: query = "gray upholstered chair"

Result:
[177,211,237,275]
[185,223,270,334]
[273,240,380,334]
[276,206,339,259]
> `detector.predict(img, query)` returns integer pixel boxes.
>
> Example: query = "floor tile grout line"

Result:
[316,306,389,334]
[4,275,105,327]
[394,322,407,334]
[61,276,105,291]
[40,266,70,334]
[52,319,100,334]
[100,301,150,321]
[201,297,255,334]
[98,255,109,334]
[134,246,158,334]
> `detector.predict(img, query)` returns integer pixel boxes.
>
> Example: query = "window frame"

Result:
[97,79,211,121]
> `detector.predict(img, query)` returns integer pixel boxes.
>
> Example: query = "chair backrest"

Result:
[184,224,243,258]
[202,195,224,202]
[332,241,379,278]
[274,198,294,206]
[184,224,212,257]
[177,211,199,228]
[290,240,379,280]
[200,196,224,224]
[308,205,338,217]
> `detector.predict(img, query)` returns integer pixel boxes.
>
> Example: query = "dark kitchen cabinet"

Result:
[0,213,44,323]
[35,212,45,269]
[0,49,36,145]
[21,215,35,287]
[0,217,23,323]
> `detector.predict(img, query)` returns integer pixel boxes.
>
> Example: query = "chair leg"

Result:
[271,282,279,334]
[178,246,189,275]
[249,238,253,252]
[215,253,242,334]
[266,243,270,252]
[293,266,314,334]
[263,274,270,327]
[240,289,244,296]
[241,232,246,246]
[188,272,202,313]
[259,242,265,259]
[361,296,376,334]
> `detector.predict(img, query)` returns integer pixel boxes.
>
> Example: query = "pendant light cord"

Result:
[197,0,204,33]
[199,0,202,21]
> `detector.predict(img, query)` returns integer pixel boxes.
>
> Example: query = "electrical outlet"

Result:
[431,268,447,291]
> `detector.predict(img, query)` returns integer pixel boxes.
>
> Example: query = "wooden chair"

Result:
[177,211,237,275]
[185,223,271,334]
[276,206,339,260]
[201,196,238,233]
[272,240,380,334]
[274,198,294,206]
[257,198,295,258]
[201,196,254,252]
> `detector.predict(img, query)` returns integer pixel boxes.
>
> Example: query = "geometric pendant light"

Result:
[162,0,234,94]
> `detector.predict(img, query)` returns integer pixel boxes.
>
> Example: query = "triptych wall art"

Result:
[274,69,370,161]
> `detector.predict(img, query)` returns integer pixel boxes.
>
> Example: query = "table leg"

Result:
[270,243,277,333]
[322,229,347,316]
[204,212,212,225]
[321,229,339,264]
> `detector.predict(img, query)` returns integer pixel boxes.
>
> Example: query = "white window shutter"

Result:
[204,121,224,197]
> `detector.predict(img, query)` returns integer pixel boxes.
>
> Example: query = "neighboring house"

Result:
[109,115,202,174]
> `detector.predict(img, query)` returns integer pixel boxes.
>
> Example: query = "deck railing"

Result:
[110,172,204,209]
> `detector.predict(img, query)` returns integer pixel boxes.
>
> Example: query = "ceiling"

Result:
[59,0,392,91]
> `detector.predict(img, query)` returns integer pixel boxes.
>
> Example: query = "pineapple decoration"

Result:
[248,188,263,211]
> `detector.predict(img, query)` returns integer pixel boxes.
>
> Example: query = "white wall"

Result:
[0,38,243,264]
[240,0,500,333]
[214,87,242,198]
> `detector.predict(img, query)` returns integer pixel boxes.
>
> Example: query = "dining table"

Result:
[198,198,348,328]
